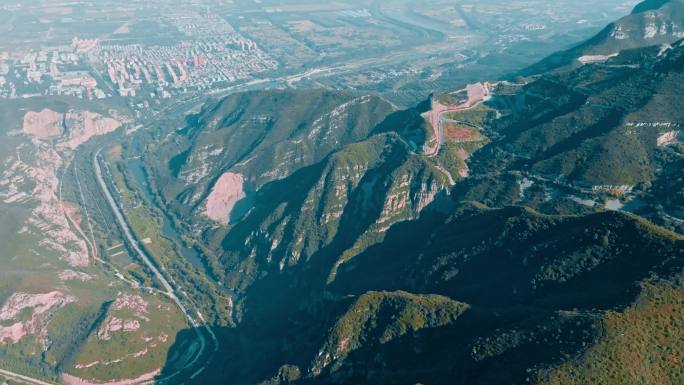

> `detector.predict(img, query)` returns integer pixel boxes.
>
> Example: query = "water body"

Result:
[127,158,206,271]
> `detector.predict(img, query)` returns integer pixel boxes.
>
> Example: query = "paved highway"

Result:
[93,148,218,382]
[0,368,56,385]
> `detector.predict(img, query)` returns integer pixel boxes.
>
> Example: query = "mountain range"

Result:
[522,0,684,75]
[125,2,684,384]
[1,1,681,384]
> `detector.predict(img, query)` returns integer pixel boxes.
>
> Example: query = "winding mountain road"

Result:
[423,82,490,157]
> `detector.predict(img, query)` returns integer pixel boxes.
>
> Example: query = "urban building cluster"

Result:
[87,11,277,98]
[0,11,277,102]
[0,43,107,99]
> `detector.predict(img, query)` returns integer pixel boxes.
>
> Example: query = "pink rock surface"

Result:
[61,369,161,385]
[22,147,90,267]
[22,109,63,140]
[0,322,26,343]
[62,202,82,226]
[59,270,94,282]
[205,172,246,224]
[98,295,149,340]
[456,148,471,178]
[75,361,100,370]
[112,294,148,315]
[10,109,123,268]
[22,109,121,149]
[465,82,488,107]
[98,317,142,340]
[657,130,680,146]
[0,291,73,322]
[59,111,121,149]
[0,291,75,345]
[421,83,490,156]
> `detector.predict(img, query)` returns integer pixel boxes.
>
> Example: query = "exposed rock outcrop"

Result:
[205,172,246,224]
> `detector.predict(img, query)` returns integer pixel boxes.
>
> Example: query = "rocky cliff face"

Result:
[144,88,464,297]
[148,89,396,221]
[217,132,452,292]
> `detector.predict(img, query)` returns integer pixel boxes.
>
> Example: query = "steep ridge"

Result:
[490,42,683,183]
[148,89,395,222]
[217,132,451,292]
[331,204,683,308]
[309,291,470,377]
[467,40,684,232]
[305,204,683,385]
[145,2,684,384]
[522,0,684,75]
[175,203,682,385]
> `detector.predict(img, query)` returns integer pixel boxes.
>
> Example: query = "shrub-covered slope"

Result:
[474,40,684,189]
[149,89,396,219]
[522,0,684,75]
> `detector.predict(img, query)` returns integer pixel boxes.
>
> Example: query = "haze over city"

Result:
[0,1,682,385]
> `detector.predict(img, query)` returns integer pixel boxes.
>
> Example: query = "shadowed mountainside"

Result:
[159,203,682,385]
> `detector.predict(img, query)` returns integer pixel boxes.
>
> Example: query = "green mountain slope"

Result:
[309,291,469,377]
[176,202,681,385]
[216,132,451,293]
[297,205,683,385]
[522,0,684,75]
[138,2,684,384]
[466,40,684,233]
[147,89,396,220]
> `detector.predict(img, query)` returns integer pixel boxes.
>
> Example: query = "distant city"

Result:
[0,8,276,104]
[6,2,684,385]
[0,0,639,111]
